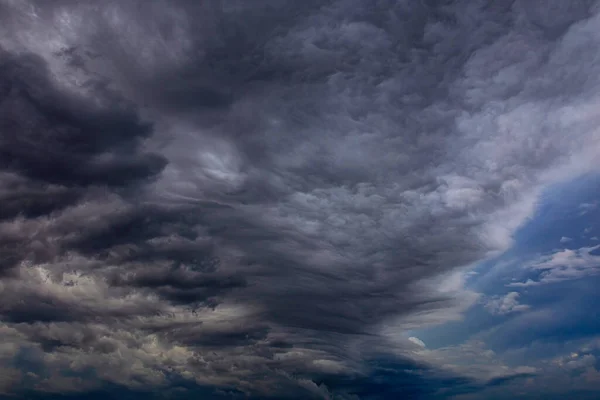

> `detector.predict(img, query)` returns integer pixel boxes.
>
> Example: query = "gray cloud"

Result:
[484,292,530,315]
[0,0,599,398]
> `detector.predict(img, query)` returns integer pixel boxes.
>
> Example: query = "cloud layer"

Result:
[0,0,600,398]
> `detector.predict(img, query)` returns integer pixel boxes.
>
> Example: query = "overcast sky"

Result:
[1,1,600,399]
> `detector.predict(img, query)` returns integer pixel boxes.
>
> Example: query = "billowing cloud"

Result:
[484,292,530,315]
[510,244,600,286]
[0,0,599,398]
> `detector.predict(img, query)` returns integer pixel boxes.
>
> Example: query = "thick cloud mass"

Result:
[0,0,599,398]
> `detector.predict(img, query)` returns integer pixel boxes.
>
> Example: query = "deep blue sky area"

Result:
[412,174,600,398]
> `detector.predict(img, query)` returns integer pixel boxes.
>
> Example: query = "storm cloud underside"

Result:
[0,0,599,398]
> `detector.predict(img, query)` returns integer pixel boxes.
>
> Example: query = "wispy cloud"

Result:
[560,236,573,243]
[579,201,598,215]
[408,337,427,348]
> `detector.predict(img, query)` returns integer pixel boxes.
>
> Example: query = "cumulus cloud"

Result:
[560,236,573,243]
[510,245,600,286]
[484,292,530,315]
[0,0,599,398]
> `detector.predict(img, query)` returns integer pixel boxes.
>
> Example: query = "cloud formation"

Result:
[484,292,530,315]
[0,0,599,398]
[510,244,600,286]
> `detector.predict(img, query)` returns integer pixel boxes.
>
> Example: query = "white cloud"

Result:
[484,292,530,315]
[408,336,426,348]
[507,279,540,288]
[560,236,573,243]
[510,245,600,286]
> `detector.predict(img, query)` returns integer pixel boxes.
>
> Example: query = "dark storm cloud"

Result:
[0,48,169,277]
[0,52,165,187]
[0,173,81,221]
[0,0,600,398]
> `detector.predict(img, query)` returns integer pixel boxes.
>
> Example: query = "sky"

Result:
[0,0,599,399]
